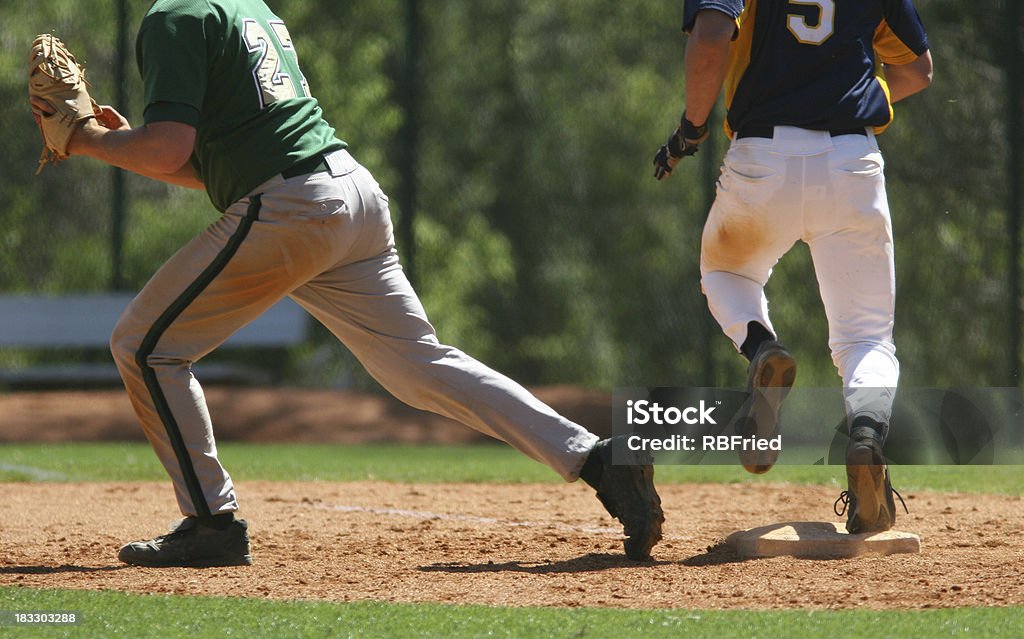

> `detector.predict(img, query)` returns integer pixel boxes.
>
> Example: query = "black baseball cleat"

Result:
[834,425,907,534]
[737,340,797,474]
[118,515,253,568]
[582,436,664,561]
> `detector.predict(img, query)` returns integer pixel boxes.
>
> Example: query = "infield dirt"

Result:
[1,388,1022,610]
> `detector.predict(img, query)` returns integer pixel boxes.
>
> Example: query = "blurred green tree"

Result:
[0,0,1016,390]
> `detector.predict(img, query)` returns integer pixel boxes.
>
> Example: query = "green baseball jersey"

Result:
[137,0,346,211]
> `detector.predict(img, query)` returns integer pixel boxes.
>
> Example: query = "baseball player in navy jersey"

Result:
[30,0,663,566]
[654,0,932,533]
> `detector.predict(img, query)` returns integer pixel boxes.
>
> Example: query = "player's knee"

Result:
[109,314,143,371]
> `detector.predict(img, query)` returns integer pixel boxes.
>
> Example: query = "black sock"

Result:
[849,415,888,444]
[200,513,236,530]
[740,321,775,361]
[579,447,604,491]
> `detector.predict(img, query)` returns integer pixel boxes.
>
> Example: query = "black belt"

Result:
[281,154,329,179]
[736,126,868,139]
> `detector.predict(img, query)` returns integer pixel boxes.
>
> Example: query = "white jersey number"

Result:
[787,0,835,45]
[242,19,309,108]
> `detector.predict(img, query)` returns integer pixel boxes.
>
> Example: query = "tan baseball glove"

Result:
[28,33,97,174]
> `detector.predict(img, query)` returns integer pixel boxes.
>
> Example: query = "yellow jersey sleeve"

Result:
[873,20,920,65]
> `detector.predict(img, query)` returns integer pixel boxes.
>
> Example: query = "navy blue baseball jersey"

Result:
[682,0,929,135]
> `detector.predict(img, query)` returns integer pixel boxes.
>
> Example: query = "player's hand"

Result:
[30,96,119,155]
[653,114,709,180]
[93,104,131,131]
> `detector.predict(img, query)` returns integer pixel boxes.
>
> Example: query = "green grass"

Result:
[0,442,560,483]
[0,442,1021,494]
[1,587,1021,639]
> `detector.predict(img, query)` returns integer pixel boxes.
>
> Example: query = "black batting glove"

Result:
[653,113,709,180]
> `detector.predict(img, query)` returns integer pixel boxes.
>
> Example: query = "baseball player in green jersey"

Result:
[34,0,663,567]
[654,0,932,533]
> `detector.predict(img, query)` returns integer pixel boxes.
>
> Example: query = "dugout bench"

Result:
[0,294,310,390]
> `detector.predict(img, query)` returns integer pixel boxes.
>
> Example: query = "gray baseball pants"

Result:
[110,149,599,517]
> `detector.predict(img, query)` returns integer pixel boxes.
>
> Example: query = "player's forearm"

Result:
[884,50,933,103]
[69,122,170,174]
[69,120,195,176]
[135,162,205,190]
[683,11,734,125]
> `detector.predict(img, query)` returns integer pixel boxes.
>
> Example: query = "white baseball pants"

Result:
[700,126,899,424]
[110,150,599,518]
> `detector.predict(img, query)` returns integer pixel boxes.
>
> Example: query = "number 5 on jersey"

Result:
[787,0,835,45]
[243,18,311,108]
